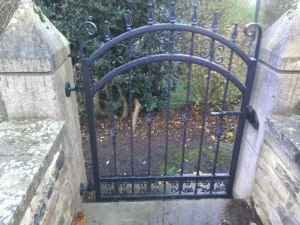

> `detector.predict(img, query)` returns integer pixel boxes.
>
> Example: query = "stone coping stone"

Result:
[267,114,300,155]
[0,120,65,225]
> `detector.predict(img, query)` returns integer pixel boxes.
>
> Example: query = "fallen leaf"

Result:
[73,211,86,225]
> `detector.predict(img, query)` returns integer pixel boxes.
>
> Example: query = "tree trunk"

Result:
[132,98,142,133]
[93,93,107,116]
[115,83,129,119]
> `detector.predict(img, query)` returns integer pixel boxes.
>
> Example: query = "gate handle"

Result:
[65,82,84,97]
[211,106,259,130]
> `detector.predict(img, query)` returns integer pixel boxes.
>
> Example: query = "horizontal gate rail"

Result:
[99,193,229,201]
[99,173,230,182]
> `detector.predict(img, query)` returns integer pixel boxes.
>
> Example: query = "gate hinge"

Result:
[65,82,84,97]
[246,106,259,130]
[80,183,95,196]
[211,105,259,130]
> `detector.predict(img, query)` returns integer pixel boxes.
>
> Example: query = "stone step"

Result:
[74,199,259,225]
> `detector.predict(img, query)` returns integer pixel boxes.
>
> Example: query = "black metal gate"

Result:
[66,3,261,201]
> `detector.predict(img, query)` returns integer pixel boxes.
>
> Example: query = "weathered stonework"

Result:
[251,116,300,225]
[0,121,65,225]
[0,0,19,37]
[0,0,87,224]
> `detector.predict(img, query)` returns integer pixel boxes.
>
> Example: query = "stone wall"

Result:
[251,116,300,225]
[233,3,300,225]
[0,0,87,224]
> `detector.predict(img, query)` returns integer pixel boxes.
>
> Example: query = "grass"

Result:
[170,81,188,108]
[157,145,232,175]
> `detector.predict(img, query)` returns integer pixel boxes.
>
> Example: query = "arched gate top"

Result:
[90,54,247,97]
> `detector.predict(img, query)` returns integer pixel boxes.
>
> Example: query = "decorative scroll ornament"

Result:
[107,182,127,195]
[139,182,159,194]
[213,181,226,192]
[78,21,98,59]
[198,181,211,193]
[159,31,185,54]
[116,37,145,64]
[199,39,225,64]
[171,181,194,193]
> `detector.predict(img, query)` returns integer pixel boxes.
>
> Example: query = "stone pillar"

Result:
[0,0,87,223]
[0,0,20,36]
[233,5,300,198]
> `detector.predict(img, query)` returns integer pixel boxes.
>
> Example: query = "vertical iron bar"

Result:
[164,35,174,194]
[212,23,238,176]
[104,21,118,194]
[147,37,154,191]
[179,33,194,194]
[228,25,262,197]
[195,11,217,195]
[125,10,135,195]
[82,61,101,201]
[164,1,176,195]
[254,0,261,23]
[146,4,154,194]
[227,59,257,196]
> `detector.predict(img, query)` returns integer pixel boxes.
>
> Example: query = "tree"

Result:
[38,0,177,131]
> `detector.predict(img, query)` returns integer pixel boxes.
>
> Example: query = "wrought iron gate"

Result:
[66,3,262,201]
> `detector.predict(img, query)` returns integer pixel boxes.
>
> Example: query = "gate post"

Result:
[0,0,87,223]
[233,5,300,199]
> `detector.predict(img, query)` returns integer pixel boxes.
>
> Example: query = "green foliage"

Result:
[294,101,300,115]
[177,0,253,110]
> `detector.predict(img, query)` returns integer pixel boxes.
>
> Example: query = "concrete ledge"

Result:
[0,120,65,225]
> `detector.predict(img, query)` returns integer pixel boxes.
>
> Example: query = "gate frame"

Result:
[66,3,262,201]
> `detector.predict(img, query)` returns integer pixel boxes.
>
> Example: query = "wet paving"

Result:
[74,199,262,225]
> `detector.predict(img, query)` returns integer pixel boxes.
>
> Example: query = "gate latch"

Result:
[211,106,259,130]
[65,81,84,97]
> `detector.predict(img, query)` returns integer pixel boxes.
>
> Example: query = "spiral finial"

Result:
[126,10,132,31]
[212,11,218,33]
[170,2,176,24]
[104,21,110,42]
[191,5,197,26]
[147,4,154,25]
[232,23,238,43]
